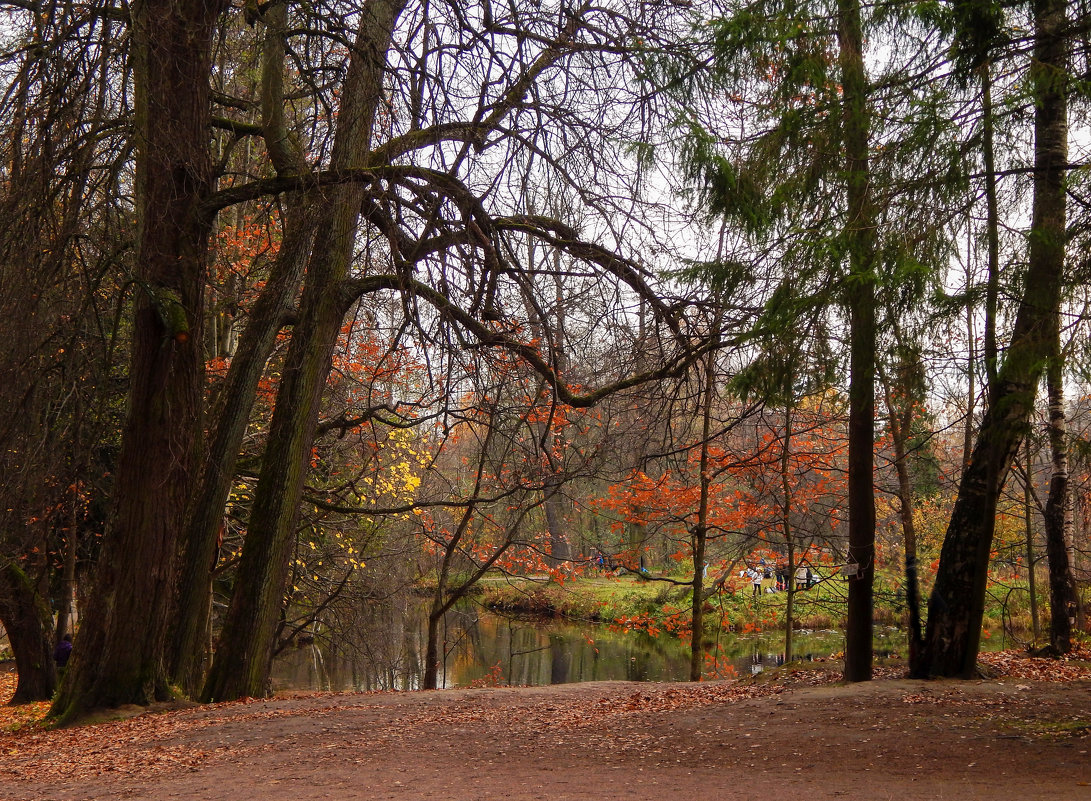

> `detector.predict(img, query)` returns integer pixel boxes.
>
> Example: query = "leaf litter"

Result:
[2,646,1089,786]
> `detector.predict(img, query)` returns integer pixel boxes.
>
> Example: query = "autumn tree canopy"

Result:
[0,0,1089,718]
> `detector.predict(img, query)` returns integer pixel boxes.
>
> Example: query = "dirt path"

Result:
[3,672,1090,801]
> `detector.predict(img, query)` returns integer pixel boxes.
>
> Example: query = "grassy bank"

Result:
[479,573,845,636]
[476,569,1068,645]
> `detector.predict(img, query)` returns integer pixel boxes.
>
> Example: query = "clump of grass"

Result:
[1006,718,1091,742]
[796,612,838,630]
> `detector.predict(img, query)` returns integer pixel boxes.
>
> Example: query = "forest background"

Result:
[0,0,1089,722]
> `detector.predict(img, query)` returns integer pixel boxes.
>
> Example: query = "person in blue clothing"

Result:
[54,633,73,668]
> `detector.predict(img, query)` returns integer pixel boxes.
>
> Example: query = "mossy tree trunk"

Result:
[50,0,224,723]
[0,563,56,703]
[202,0,407,702]
[168,203,315,695]
[913,0,1068,677]
[169,0,316,694]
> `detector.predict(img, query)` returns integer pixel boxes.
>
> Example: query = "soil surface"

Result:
[3,669,1090,801]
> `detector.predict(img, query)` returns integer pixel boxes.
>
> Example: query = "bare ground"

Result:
[3,669,1090,801]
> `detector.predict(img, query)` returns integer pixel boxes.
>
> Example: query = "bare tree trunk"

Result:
[690,347,716,681]
[1070,481,1085,632]
[780,404,795,664]
[169,0,316,695]
[546,269,573,567]
[964,258,977,471]
[202,0,408,703]
[423,515,509,689]
[628,517,649,571]
[838,0,877,683]
[169,203,314,694]
[981,61,1001,394]
[913,0,1068,678]
[54,513,79,643]
[544,491,572,567]
[1025,436,1040,641]
[524,250,572,569]
[424,608,443,690]
[1043,335,1079,652]
[51,0,224,723]
[878,358,923,661]
[0,562,56,703]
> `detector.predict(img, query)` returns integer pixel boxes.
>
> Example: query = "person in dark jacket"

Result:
[53,633,73,668]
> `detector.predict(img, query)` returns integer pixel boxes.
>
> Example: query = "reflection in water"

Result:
[749,652,785,675]
[271,596,850,693]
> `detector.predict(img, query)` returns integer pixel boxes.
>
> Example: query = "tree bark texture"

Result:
[170,211,316,685]
[1044,335,1079,652]
[879,363,923,661]
[51,0,223,722]
[202,0,407,702]
[963,268,976,471]
[981,63,1001,394]
[1024,437,1040,641]
[544,492,572,566]
[690,348,716,682]
[838,0,877,683]
[0,563,56,703]
[54,523,78,643]
[168,210,313,694]
[424,609,444,690]
[913,0,1068,677]
[781,407,796,665]
[544,268,573,567]
[169,0,316,696]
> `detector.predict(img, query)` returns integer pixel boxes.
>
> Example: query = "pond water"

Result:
[270,596,870,692]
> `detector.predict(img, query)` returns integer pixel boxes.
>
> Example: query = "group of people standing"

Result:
[741,562,817,597]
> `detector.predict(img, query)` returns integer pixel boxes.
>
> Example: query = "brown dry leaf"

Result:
[0,671,50,733]
[1,645,1088,783]
[978,645,1091,682]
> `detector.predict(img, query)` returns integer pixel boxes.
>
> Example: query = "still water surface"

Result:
[271,597,871,692]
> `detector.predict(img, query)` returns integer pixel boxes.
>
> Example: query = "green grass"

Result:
[481,575,678,622]
[479,572,852,636]
[475,568,1058,641]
